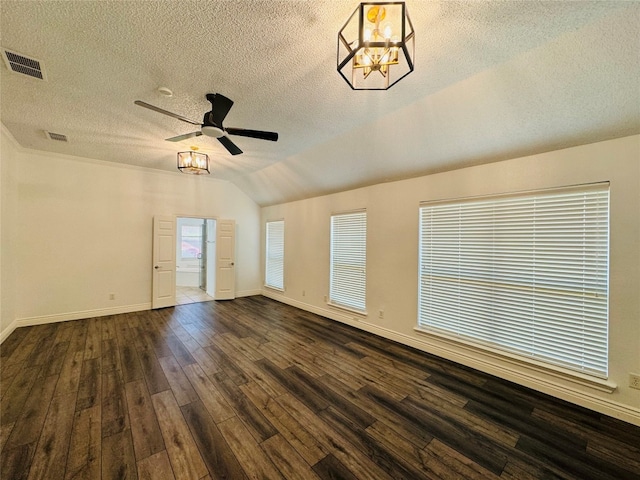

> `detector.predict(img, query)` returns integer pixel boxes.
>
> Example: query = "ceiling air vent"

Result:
[44,131,68,142]
[2,49,46,80]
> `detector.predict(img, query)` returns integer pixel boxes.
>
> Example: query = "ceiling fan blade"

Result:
[225,128,278,142]
[207,93,234,126]
[217,135,243,155]
[166,131,202,142]
[134,100,201,125]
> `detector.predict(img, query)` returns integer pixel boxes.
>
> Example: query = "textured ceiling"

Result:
[1,1,639,206]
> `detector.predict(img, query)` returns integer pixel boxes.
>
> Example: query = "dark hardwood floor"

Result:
[1,296,639,480]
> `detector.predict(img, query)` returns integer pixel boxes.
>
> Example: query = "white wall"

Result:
[261,135,640,426]
[0,126,261,339]
[0,128,19,340]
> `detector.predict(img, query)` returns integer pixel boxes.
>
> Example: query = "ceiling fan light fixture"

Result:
[177,150,210,175]
[201,125,225,138]
[338,2,415,90]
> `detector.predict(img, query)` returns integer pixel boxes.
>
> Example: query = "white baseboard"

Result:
[1,291,260,342]
[366,323,640,427]
[2,291,262,338]
[0,318,19,345]
[262,290,356,324]
[13,303,152,330]
[0,302,152,344]
[236,289,262,298]
[262,290,640,427]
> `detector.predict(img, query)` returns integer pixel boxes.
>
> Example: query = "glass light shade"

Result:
[338,2,415,90]
[177,151,210,175]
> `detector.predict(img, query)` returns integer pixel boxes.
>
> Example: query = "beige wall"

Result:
[3,124,639,424]
[261,135,640,425]
[1,128,19,338]
[0,126,261,339]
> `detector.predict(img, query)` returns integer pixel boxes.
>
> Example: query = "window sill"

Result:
[264,285,285,293]
[413,327,617,394]
[327,301,367,318]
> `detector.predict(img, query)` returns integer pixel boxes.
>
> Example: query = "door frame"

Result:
[176,215,216,288]
[153,214,220,308]
[176,214,218,294]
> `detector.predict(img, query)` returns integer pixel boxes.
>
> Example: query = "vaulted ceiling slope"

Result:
[1,1,638,206]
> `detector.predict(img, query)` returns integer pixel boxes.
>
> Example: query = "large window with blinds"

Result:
[330,211,367,312]
[418,184,609,378]
[265,220,284,290]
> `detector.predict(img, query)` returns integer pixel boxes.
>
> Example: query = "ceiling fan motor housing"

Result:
[202,111,225,138]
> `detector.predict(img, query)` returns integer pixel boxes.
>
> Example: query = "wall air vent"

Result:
[2,49,46,80]
[44,131,68,142]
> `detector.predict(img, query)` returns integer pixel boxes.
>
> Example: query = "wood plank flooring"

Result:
[1,295,639,479]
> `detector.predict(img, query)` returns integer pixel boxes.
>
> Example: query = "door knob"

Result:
[154,265,160,269]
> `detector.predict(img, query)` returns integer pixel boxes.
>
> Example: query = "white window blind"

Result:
[418,184,609,378]
[330,211,367,312]
[265,220,284,290]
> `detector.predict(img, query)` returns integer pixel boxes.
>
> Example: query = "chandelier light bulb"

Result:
[383,23,392,39]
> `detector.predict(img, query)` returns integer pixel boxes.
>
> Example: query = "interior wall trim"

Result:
[411,327,617,394]
[1,291,262,344]
[12,302,152,331]
[236,289,263,298]
[375,324,639,427]
[262,289,356,324]
[0,318,19,345]
[262,289,640,427]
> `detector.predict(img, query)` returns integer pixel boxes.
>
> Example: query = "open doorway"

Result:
[175,217,216,305]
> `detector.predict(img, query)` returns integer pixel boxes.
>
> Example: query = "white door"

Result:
[215,219,236,300]
[152,216,176,308]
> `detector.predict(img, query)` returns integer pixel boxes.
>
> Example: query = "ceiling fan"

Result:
[134,93,278,155]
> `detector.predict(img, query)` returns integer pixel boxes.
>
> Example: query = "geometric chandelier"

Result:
[177,147,210,175]
[338,2,415,90]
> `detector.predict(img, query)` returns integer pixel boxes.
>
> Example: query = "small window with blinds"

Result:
[330,211,367,313]
[265,220,284,290]
[418,184,609,378]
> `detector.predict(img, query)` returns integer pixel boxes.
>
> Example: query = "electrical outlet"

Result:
[302,290,305,297]
[109,293,115,300]
[378,309,384,319]
[630,373,640,390]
